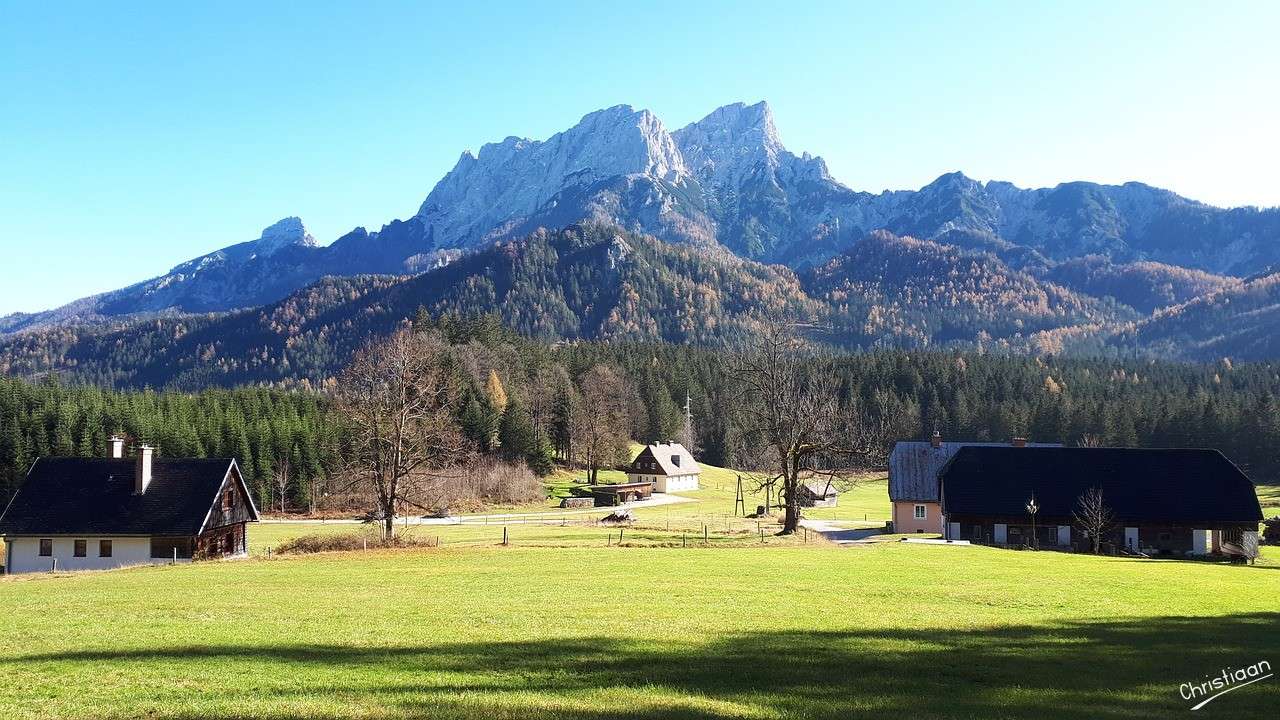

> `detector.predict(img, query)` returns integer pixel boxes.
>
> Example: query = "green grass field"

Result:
[2,468,1278,718]
[0,543,1277,719]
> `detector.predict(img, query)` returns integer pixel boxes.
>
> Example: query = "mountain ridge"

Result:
[6,100,1280,352]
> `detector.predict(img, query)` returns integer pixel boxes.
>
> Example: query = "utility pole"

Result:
[682,390,694,452]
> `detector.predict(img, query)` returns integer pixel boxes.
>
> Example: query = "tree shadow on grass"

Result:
[6,613,1278,719]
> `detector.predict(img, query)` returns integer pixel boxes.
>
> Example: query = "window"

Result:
[73,539,87,557]
[222,488,234,511]
[671,455,681,467]
[38,539,52,556]
[913,504,926,520]
[99,540,112,558]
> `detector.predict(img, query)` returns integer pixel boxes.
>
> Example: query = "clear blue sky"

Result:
[2,1,1277,315]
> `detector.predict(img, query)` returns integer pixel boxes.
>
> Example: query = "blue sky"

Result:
[1,1,1277,315]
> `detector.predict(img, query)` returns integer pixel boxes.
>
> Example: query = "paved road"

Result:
[799,519,885,546]
[262,492,696,526]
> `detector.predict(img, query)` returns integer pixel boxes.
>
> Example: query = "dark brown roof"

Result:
[0,457,256,536]
[939,447,1263,524]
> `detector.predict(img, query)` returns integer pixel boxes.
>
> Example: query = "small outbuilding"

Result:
[589,481,654,507]
[625,442,701,493]
[797,480,839,508]
[0,438,259,574]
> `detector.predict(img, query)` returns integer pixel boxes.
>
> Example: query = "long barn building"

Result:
[938,446,1263,556]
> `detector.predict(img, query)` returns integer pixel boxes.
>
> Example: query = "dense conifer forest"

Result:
[3,313,1278,513]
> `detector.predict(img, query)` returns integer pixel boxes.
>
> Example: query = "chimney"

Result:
[134,445,154,494]
[1012,437,1028,448]
[931,430,942,449]
[108,436,125,459]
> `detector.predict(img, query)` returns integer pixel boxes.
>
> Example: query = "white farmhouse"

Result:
[626,442,701,493]
[0,438,259,574]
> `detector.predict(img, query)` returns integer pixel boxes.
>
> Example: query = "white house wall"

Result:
[653,474,700,493]
[4,536,178,574]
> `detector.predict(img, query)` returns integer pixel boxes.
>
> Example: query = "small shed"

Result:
[798,480,839,508]
[589,481,654,507]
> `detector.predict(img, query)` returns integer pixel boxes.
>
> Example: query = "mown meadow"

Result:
[0,542,1276,719]
[2,460,1277,719]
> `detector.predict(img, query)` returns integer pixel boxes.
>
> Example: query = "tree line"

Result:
[3,313,1279,514]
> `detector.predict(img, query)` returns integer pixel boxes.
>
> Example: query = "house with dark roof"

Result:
[888,432,1061,533]
[625,442,701,493]
[938,446,1263,557]
[0,437,259,574]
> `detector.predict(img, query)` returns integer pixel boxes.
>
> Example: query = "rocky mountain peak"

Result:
[674,101,784,179]
[251,217,315,256]
[412,103,690,250]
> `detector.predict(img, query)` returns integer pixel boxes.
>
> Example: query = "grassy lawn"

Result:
[1,543,1277,719]
[1256,482,1280,515]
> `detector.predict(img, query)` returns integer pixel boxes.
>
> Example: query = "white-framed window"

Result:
[913,504,926,520]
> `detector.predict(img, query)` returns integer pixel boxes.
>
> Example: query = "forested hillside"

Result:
[1116,272,1280,360]
[1044,256,1239,314]
[0,224,816,388]
[4,224,1280,393]
[803,231,1130,347]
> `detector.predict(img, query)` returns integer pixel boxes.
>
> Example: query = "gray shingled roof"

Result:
[800,480,839,498]
[889,441,1062,502]
[627,443,701,476]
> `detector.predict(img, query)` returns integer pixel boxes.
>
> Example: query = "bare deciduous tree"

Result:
[730,318,888,534]
[334,329,472,539]
[273,455,290,514]
[1072,487,1116,554]
[572,364,631,484]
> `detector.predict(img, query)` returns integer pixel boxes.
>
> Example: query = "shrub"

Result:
[275,532,436,555]
[427,459,544,510]
[1263,517,1280,545]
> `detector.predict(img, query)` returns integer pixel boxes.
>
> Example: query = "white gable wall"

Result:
[4,536,170,574]
[655,474,699,493]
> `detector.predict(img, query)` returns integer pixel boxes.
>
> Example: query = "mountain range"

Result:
[3,100,1280,383]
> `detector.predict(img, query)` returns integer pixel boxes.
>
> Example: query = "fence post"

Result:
[703,524,708,544]
[619,527,624,544]
[503,527,508,546]
[172,547,177,565]
[51,557,57,573]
